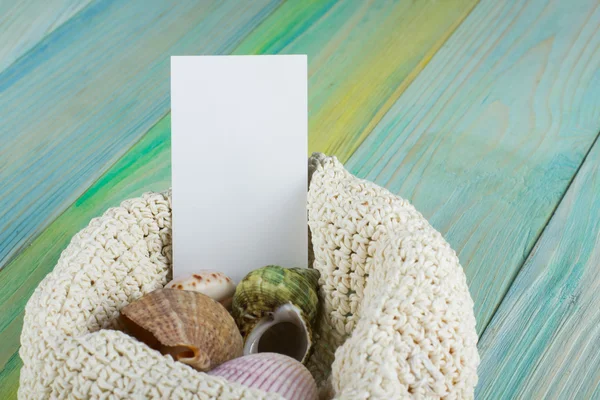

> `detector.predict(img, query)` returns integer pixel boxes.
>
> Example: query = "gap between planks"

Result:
[477,130,600,399]
[478,129,600,342]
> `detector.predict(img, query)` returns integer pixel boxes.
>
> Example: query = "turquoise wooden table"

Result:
[1,1,599,398]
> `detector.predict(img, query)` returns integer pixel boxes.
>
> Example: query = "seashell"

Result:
[119,288,243,371]
[165,270,236,309]
[208,353,318,400]
[232,265,320,364]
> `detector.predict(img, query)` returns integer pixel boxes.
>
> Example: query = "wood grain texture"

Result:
[233,0,479,161]
[477,135,600,399]
[346,0,600,333]
[0,0,281,271]
[0,116,171,394]
[0,0,92,73]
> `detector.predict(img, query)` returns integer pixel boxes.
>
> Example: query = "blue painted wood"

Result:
[345,0,600,333]
[0,0,92,73]
[0,0,281,270]
[477,135,600,399]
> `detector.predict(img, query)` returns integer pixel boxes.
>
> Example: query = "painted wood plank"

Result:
[233,0,479,161]
[345,0,600,333]
[0,354,20,400]
[476,135,600,399]
[0,0,92,73]
[0,0,282,271]
[0,116,171,394]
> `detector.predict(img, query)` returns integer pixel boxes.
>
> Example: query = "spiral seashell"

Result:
[232,265,320,364]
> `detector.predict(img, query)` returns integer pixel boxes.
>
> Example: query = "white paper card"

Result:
[171,55,308,282]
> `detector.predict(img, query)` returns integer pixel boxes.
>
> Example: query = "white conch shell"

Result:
[165,270,236,308]
[208,353,318,400]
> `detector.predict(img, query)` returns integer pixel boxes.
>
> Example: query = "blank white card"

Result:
[171,55,308,282]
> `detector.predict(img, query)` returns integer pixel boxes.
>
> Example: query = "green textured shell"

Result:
[232,266,320,336]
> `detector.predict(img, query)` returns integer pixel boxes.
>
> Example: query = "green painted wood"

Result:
[476,135,600,399]
[0,0,92,73]
[0,115,171,395]
[233,0,479,162]
[0,0,281,272]
[0,354,20,400]
[346,0,600,334]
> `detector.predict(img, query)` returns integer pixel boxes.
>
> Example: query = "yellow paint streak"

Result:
[351,3,480,162]
[308,0,480,162]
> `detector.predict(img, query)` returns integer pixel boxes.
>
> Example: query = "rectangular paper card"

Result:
[171,55,308,282]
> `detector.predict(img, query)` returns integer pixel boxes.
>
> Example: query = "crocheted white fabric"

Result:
[305,154,479,399]
[19,154,478,399]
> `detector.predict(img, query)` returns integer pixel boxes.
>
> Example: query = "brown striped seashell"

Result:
[119,288,243,371]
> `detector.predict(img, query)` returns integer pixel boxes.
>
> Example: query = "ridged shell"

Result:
[232,266,320,363]
[120,289,243,371]
[208,353,318,400]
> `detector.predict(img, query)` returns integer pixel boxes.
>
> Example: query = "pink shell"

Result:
[208,353,318,400]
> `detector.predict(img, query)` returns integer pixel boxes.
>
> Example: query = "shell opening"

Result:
[160,345,195,360]
[257,321,308,362]
[161,345,210,370]
[244,303,310,363]
[179,349,195,359]
[165,345,197,361]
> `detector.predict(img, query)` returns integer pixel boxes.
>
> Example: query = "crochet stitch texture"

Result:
[19,154,479,399]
